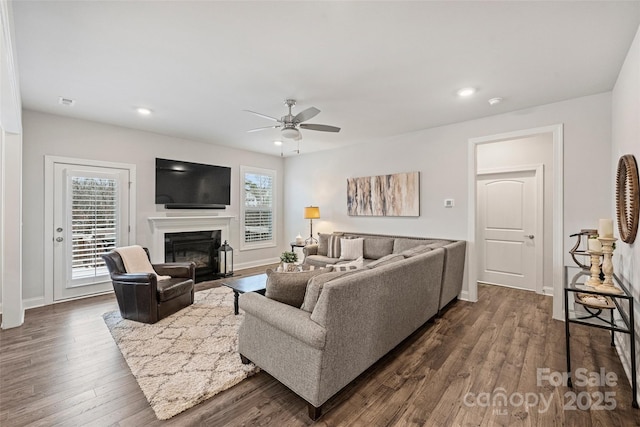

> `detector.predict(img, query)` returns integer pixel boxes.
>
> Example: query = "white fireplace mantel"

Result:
[147,215,234,263]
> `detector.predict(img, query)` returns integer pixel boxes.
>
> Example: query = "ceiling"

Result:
[10,1,640,157]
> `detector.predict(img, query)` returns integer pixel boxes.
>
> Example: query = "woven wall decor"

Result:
[616,154,639,244]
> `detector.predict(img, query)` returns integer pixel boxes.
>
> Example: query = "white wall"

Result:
[477,134,554,290]
[611,25,640,400]
[284,92,613,299]
[21,110,284,306]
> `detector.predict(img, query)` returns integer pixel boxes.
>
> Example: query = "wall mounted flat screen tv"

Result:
[155,158,231,209]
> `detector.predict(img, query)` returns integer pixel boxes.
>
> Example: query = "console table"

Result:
[564,268,638,408]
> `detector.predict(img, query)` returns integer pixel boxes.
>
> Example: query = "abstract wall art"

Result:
[347,171,420,217]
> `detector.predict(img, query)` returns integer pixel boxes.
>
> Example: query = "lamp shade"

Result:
[304,206,320,219]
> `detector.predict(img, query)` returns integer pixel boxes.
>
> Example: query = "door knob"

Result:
[524,235,534,239]
[55,237,64,242]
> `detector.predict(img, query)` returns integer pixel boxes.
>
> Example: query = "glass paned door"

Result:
[53,163,130,300]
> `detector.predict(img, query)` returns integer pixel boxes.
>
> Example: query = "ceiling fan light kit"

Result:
[244,98,340,143]
[281,127,300,139]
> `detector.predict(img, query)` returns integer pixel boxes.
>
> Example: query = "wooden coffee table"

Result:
[221,273,267,315]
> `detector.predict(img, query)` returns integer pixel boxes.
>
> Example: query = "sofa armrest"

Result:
[240,292,326,349]
[110,272,157,284]
[303,244,319,257]
[153,262,195,279]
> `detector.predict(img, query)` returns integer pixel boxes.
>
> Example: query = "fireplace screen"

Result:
[164,230,221,281]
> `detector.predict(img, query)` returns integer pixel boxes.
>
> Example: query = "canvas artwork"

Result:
[347,172,420,217]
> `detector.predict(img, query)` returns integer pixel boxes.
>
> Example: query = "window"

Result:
[70,176,118,280]
[241,166,276,249]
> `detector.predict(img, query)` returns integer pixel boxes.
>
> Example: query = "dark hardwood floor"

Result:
[2,268,639,426]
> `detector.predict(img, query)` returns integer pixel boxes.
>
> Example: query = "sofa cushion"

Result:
[157,278,193,302]
[340,238,364,260]
[265,268,324,307]
[393,238,450,253]
[393,238,428,253]
[332,257,364,272]
[363,238,394,260]
[401,245,434,258]
[301,270,358,312]
[366,253,405,269]
[304,255,341,268]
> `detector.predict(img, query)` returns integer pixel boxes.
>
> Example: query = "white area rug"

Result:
[103,286,258,420]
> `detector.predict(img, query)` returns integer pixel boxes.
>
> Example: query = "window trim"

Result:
[240,165,277,251]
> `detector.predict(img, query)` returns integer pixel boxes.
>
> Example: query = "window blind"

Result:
[70,177,118,279]
[244,171,273,243]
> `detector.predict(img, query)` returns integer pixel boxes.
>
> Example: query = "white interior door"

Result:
[477,168,543,292]
[53,163,131,301]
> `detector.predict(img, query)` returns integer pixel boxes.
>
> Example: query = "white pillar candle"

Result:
[588,238,602,252]
[598,219,614,238]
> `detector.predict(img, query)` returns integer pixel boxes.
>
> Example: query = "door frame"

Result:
[467,124,564,320]
[476,164,544,294]
[44,156,137,305]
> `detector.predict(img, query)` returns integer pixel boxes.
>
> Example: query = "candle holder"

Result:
[585,250,603,287]
[596,237,623,294]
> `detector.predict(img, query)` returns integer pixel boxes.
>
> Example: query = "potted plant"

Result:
[280,251,299,272]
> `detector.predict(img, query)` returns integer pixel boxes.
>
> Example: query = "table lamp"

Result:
[304,206,320,244]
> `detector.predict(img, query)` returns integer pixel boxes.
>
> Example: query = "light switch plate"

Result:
[444,199,454,208]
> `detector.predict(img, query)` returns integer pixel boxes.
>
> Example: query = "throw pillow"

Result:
[331,257,364,271]
[339,237,364,260]
[264,268,324,307]
[327,234,342,258]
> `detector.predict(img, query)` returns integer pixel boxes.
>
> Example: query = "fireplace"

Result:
[164,230,221,282]
[147,215,233,281]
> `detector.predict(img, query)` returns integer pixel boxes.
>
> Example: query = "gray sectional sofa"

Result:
[237,232,466,420]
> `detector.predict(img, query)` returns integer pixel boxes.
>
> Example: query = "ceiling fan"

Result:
[244,99,340,140]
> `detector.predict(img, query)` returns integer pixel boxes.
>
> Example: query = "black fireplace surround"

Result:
[164,230,221,282]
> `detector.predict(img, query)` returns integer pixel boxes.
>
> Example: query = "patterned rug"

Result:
[102,286,259,420]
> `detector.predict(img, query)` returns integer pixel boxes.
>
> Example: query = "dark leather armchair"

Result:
[102,247,196,324]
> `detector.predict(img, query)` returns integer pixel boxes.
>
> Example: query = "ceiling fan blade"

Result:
[243,110,281,122]
[294,107,320,123]
[299,123,341,133]
[247,125,280,133]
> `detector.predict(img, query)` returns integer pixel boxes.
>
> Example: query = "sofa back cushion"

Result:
[265,268,324,307]
[362,237,394,259]
[301,270,358,312]
[402,244,434,258]
[366,253,405,268]
[393,238,450,254]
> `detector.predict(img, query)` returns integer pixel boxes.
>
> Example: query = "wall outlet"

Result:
[444,198,455,208]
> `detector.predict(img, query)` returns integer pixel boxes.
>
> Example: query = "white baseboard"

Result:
[234,257,279,272]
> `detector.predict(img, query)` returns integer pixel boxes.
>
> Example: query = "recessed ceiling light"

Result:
[457,87,476,97]
[488,97,503,106]
[136,107,152,115]
[273,140,283,146]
